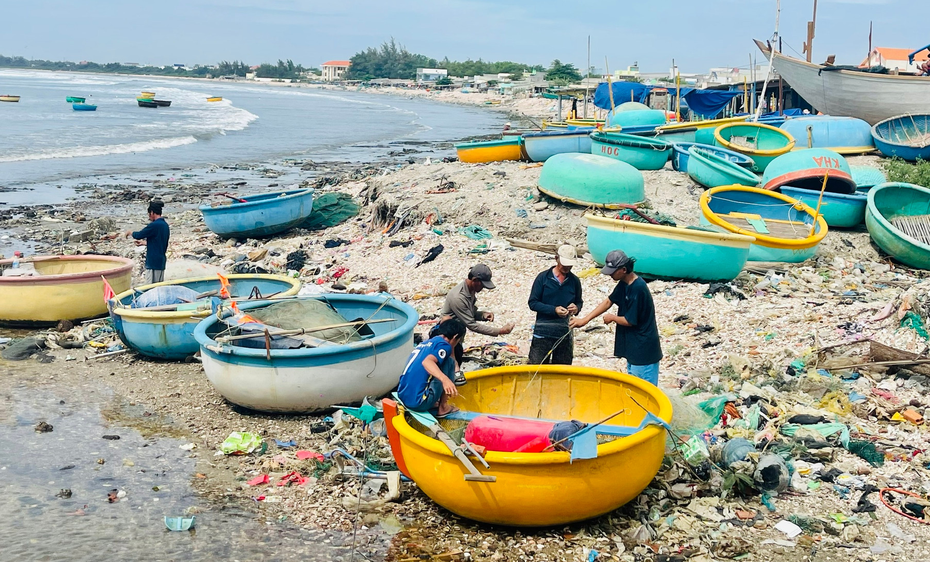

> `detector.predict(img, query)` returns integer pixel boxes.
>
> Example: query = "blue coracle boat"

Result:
[686,147,760,189]
[780,186,868,228]
[672,142,753,172]
[72,103,97,111]
[200,188,315,238]
[780,116,874,155]
[522,130,592,162]
[537,153,645,208]
[585,214,755,282]
[871,114,930,161]
[866,182,930,270]
[108,274,302,360]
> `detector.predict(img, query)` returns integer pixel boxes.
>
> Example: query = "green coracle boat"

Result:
[865,182,930,270]
[590,131,672,171]
[538,153,645,208]
[66,96,85,103]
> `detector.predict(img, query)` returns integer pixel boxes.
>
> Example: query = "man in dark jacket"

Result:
[527,245,583,365]
[125,200,169,284]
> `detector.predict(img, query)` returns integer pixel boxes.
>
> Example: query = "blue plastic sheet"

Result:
[593,82,652,109]
[132,285,201,308]
[682,90,741,118]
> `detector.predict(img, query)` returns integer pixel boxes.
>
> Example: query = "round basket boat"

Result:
[522,130,592,162]
[780,116,874,155]
[537,153,645,208]
[865,182,930,270]
[780,186,867,228]
[870,114,930,162]
[713,122,796,173]
[387,364,673,527]
[686,146,760,189]
[0,255,133,327]
[671,142,753,172]
[199,188,315,239]
[760,148,856,194]
[590,131,672,170]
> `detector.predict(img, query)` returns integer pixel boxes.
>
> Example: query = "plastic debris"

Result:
[220,432,262,455]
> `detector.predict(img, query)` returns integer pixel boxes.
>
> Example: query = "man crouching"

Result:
[397,318,466,418]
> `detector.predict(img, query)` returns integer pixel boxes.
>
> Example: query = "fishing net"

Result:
[300,193,360,231]
[247,299,362,343]
[614,208,677,227]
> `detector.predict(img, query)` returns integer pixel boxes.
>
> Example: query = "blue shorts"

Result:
[410,377,444,412]
[627,361,660,386]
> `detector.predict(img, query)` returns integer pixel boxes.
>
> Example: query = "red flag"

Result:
[102,275,115,303]
[217,272,231,299]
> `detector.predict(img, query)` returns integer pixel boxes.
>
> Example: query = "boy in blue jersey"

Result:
[397,318,467,416]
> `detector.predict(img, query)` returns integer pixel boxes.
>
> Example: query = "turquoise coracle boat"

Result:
[200,188,315,238]
[108,275,302,360]
[865,182,930,270]
[780,186,867,228]
[606,102,667,129]
[671,142,753,172]
[761,148,856,194]
[590,131,672,171]
[714,122,796,173]
[871,114,930,162]
[780,116,874,155]
[522,130,591,162]
[687,147,760,189]
[585,214,754,281]
[537,153,644,208]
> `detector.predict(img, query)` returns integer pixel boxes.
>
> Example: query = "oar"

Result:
[809,171,829,238]
[217,192,247,203]
[542,408,626,452]
[216,318,395,342]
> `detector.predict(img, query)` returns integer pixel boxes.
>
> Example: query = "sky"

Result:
[0,0,923,74]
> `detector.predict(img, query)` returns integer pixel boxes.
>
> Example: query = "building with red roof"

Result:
[322,60,351,81]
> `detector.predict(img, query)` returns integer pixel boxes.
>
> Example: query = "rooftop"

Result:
[322,60,351,67]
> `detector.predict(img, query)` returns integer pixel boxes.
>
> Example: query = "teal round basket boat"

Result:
[538,153,645,208]
[760,148,856,194]
[780,186,867,228]
[714,122,796,173]
[606,103,667,129]
[865,182,930,270]
[780,116,874,155]
[851,166,887,191]
[200,188,315,239]
[687,147,760,188]
[590,131,672,171]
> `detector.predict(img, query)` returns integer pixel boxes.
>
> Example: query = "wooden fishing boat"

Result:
[65,96,85,103]
[780,186,867,228]
[207,96,223,102]
[780,116,874,155]
[871,114,930,161]
[714,122,795,173]
[686,146,760,189]
[152,99,172,107]
[700,185,828,263]
[657,116,750,143]
[137,100,159,108]
[0,255,133,327]
[72,103,97,111]
[386,364,673,526]
[455,138,524,163]
[194,294,419,413]
[756,39,930,125]
[522,130,592,162]
[590,131,672,170]
[0,95,20,102]
[538,153,644,208]
[865,182,930,269]
[760,148,856,194]
[108,274,302,360]
[200,188,315,238]
[585,214,754,281]
[672,142,753,172]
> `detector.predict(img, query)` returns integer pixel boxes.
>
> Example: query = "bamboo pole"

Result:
[810,171,829,237]
[605,57,615,113]
[675,72,681,122]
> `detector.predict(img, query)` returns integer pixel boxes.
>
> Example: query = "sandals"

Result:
[436,406,461,419]
[453,371,467,386]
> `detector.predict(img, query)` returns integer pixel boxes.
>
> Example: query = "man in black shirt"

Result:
[527,245,583,365]
[570,250,662,385]
[125,200,170,284]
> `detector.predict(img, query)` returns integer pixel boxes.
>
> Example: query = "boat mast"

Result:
[803,0,818,63]
[584,35,590,119]
[753,0,781,122]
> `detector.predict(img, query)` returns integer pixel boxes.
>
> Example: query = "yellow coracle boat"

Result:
[455,138,524,163]
[388,365,673,526]
[0,255,133,327]
[206,96,223,102]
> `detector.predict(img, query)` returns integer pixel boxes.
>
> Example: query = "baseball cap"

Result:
[556,245,577,267]
[601,250,634,275]
[468,264,496,289]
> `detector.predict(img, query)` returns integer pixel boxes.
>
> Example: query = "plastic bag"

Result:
[132,285,201,308]
[697,394,738,423]
[221,432,262,455]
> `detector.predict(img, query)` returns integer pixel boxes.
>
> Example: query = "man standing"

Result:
[570,250,662,385]
[527,245,583,365]
[125,200,169,284]
[398,318,467,417]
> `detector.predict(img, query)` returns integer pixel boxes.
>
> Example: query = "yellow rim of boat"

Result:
[585,214,756,247]
[699,185,828,248]
[714,122,796,157]
[657,115,748,132]
[538,186,645,209]
[393,364,673,465]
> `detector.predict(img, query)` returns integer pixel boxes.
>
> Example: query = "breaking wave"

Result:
[0,136,199,163]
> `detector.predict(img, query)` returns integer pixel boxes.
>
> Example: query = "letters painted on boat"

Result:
[455,138,524,163]
[537,153,645,208]
[870,114,930,161]
[590,131,672,171]
[199,188,315,238]
[760,148,856,194]
[865,182,930,270]
[780,116,874,155]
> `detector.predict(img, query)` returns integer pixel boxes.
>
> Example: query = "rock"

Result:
[68,229,94,243]
[533,201,549,211]
[35,421,53,433]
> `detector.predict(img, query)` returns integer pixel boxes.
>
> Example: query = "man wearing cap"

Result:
[125,200,170,284]
[527,245,583,364]
[440,264,515,339]
[570,250,662,385]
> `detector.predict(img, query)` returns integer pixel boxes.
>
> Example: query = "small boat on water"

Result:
[65,96,85,103]
[137,100,159,108]
[455,138,524,163]
[109,274,302,360]
[686,146,761,189]
[0,95,20,102]
[780,186,867,228]
[522,130,591,162]
[538,153,644,208]
[0,255,133,327]
[761,148,857,194]
[199,188,315,238]
[140,91,155,99]
[590,131,672,170]
[714,122,796,173]
[672,142,753,172]
[152,99,172,107]
[72,103,97,111]
[386,364,673,526]
[865,182,930,269]
[871,114,930,161]
[780,116,874,155]
[585,214,754,281]
[207,96,223,102]
[194,294,419,413]
[700,185,828,263]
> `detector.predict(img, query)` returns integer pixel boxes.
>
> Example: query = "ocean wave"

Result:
[0,136,198,163]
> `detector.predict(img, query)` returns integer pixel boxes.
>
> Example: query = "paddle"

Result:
[809,171,829,237]
[218,192,247,203]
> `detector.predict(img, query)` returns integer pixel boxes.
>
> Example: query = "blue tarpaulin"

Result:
[593,82,652,108]
[593,81,742,119]
[683,90,741,119]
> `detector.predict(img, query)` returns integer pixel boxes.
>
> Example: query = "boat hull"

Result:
[586,215,754,281]
[714,122,796,173]
[780,116,874,155]
[686,146,760,189]
[522,131,591,162]
[390,365,673,527]
[865,182,930,269]
[537,153,645,208]
[72,103,97,111]
[194,295,419,413]
[199,188,315,238]
[780,186,867,228]
[0,95,21,102]
[0,256,133,327]
[760,148,856,193]
[108,275,301,359]
[672,142,753,171]
[456,138,523,163]
[590,132,672,170]
[871,114,930,161]
[65,96,85,103]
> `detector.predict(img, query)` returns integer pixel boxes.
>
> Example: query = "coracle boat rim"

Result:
[585,213,756,244]
[866,182,930,251]
[0,255,133,286]
[714,122,797,156]
[871,114,930,150]
[198,188,312,213]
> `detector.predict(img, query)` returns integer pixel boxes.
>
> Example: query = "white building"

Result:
[860,47,929,73]
[321,60,351,81]
[416,68,448,83]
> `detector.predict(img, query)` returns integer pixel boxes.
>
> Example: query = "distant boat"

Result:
[152,99,172,107]
[72,103,97,111]
[207,96,223,102]
[137,100,159,108]
[65,96,86,103]
[140,91,155,99]
[0,95,20,102]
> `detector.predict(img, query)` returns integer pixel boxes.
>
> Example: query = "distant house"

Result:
[416,68,448,83]
[860,47,929,73]
[322,60,351,81]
